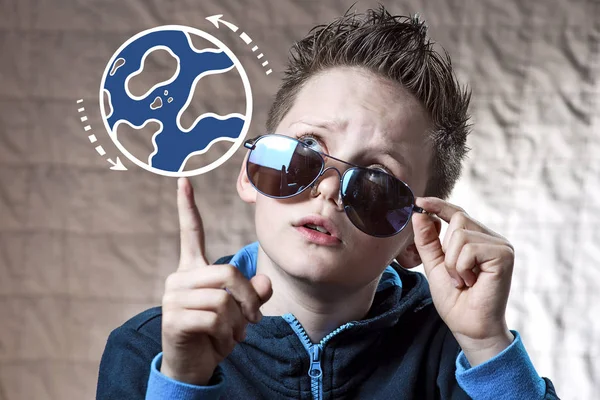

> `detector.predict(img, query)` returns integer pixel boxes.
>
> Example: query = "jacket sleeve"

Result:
[454,331,560,400]
[146,352,226,400]
[96,325,162,399]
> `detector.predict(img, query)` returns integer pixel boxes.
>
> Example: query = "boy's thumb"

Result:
[411,213,445,276]
[250,274,273,304]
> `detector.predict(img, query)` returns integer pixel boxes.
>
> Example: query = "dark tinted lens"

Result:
[341,168,414,236]
[247,135,323,197]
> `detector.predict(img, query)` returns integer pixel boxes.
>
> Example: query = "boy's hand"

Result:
[160,178,272,385]
[411,197,515,367]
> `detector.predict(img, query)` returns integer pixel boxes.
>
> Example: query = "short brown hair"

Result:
[266,5,472,199]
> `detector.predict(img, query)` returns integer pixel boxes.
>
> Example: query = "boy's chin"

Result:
[283,264,360,291]
[275,250,369,289]
[259,231,375,287]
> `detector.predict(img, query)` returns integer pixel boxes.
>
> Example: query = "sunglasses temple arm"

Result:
[413,206,434,216]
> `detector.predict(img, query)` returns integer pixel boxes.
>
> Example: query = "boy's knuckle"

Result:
[505,243,515,257]
[221,265,239,282]
[456,259,469,272]
[502,246,515,266]
[164,273,179,290]
[454,211,469,225]
[206,312,221,331]
[162,312,180,333]
[162,292,176,307]
[453,228,467,244]
[214,291,230,313]
[180,313,202,334]
[462,243,476,259]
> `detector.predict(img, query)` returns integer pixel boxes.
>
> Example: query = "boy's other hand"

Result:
[411,197,515,367]
[160,177,273,386]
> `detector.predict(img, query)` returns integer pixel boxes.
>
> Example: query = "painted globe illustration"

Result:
[99,25,252,177]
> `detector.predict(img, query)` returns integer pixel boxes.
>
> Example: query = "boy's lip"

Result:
[293,214,341,240]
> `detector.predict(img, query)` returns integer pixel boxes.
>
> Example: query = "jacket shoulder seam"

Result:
[135,310,163,332]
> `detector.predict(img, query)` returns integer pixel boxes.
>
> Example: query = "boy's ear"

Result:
[236,153,257,204]
[395,241,422,269]
[395,217,442,269]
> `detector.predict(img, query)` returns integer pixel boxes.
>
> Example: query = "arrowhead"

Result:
[206,14,224,28]
[108,157,128,171]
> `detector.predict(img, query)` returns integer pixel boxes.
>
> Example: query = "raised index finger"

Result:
[177,177,208,269]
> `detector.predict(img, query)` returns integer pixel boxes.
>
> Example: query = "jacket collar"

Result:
[228,241,403,294]
[224,242,431,333]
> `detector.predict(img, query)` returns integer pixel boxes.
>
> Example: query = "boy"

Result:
[97,7,559,399]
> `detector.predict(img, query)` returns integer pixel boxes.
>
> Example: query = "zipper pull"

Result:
[308,345,323,378]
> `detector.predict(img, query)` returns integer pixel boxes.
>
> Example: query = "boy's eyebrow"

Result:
[290,118,412,171]
[289,118,347,132]
[379,147,412,175]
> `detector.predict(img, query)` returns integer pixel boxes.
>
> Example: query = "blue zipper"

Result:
[283,314,355,400]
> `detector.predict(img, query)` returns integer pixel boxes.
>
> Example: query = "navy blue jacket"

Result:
[97,254,558,399]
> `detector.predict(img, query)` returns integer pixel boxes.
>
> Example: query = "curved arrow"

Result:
[205,14,239,32]
[76,99,128,171]
[205,15,273,76]
[108,157,127,171]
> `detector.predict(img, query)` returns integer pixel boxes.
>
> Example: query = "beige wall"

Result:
[0,0,598,398]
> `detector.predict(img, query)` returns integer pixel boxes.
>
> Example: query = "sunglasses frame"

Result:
[243,133,430,237]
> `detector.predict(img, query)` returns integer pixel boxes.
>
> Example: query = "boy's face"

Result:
[238,66,433,289]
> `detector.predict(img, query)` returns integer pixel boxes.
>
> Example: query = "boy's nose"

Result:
[310,166,344,210]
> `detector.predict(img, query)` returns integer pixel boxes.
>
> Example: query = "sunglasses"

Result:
[243,134,428,238]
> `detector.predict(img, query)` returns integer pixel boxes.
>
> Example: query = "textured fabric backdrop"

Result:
[0,0,598,398]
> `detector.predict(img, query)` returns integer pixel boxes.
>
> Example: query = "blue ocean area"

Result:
[104,30,244,172]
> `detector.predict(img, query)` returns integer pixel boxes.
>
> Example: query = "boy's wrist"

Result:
[455,329,515,367]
